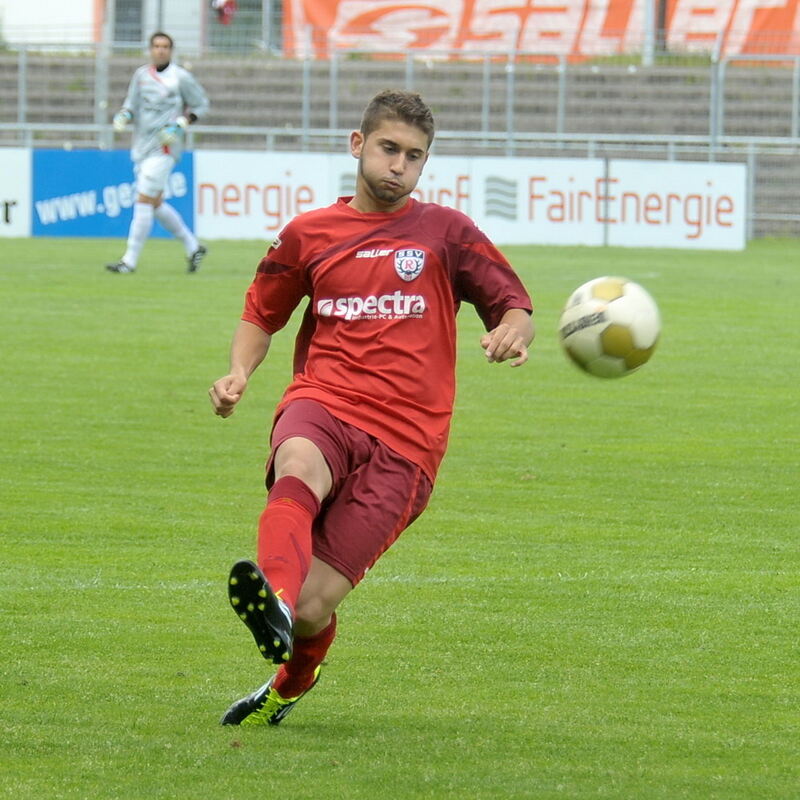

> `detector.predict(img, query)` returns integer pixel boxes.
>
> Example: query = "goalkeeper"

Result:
[106,32,209,274]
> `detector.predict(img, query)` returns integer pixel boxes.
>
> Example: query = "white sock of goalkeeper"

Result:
[122,202,154,268]
[153,202,198,256]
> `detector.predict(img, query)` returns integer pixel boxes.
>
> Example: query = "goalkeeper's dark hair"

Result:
[360,90,435,148]
[149,31,174,48]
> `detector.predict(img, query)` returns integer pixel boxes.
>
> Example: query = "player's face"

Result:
[350,120,429,213]
[149,37,173,67]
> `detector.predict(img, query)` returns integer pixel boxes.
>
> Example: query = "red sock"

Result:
[273,614,337,698]
[258,476,320,615]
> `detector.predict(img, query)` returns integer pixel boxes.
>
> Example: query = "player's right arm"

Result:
[209,320,272,418]
[113,71,140,130]
[211,221,309,418]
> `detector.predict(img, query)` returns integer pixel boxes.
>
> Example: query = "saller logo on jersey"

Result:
[394,249,425,282]
[317,291,426,321]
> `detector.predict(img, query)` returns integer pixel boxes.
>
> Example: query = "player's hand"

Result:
[209,374,247,418]
[480,323,529,367]
[158,116,189,145]
[112,109,132,132]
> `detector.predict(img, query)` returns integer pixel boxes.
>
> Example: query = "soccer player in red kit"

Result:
[209,90,534,726]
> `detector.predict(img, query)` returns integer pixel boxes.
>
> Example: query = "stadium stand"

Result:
[2,51,800,235]
[3,53,799,137]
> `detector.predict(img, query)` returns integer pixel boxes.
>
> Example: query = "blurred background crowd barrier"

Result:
[3,0,800,237]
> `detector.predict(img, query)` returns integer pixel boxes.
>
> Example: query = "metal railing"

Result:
[710,53,800,144]
[4,120,800,240]
[5,45,800,143]
[4,46,800,238]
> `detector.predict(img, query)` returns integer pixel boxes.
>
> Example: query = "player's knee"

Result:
[274,438,331,497]
[294,595,335,633]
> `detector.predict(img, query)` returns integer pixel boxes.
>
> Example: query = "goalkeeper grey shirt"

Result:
[121,62,209,163]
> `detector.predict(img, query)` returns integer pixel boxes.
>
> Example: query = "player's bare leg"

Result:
[221,559,351,726]
[293,556,353,636]
[106,192,159,273]
[149,196,207,272]
[273,436,332,503]
[226,438,331,662]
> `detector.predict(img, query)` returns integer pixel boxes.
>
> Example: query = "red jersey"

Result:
[242,197,532,481]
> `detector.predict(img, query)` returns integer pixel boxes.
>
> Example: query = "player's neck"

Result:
[348,191,410,215]
[154,62,170,72]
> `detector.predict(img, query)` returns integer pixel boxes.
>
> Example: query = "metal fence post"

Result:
[792,57,800,140]
[709,33,725,150]
[302,53,311,149]
[505,52,515,156]
[708,61,718,147]
[642,0,655,67]
[556,55,566,137]
[329,50,339,130]
[94,41,111,149]
[481,55,491,141]
[262,0,275,52]
[716,58,727,145]
[17,46,28,124]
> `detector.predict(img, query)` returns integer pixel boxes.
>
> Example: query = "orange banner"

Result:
[284,0,800,58]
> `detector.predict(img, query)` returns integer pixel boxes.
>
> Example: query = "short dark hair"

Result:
[149,31,174,48]
[360,90,435,148]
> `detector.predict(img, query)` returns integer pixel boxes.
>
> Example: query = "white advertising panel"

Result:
[0,148,32,238]
[194,151,354,240]
[469,157,608,246]
[194,150,747,250]
[605,160,747,249]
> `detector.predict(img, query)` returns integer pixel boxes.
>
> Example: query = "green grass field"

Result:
[2,237,798,799]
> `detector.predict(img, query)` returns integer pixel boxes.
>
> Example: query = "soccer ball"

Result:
[558,276,660,378]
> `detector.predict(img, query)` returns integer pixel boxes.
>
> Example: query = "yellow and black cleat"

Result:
[227,559,293,664]
[220,666,322,727]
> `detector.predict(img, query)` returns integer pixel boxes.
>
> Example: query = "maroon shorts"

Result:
[267,399,433,586]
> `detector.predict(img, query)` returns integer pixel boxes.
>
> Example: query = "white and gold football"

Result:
[558,276,660,378]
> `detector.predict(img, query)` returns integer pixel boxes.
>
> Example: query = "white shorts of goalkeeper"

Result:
[134,153,176,198]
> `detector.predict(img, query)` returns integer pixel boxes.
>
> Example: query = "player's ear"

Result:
[349,130,364,159]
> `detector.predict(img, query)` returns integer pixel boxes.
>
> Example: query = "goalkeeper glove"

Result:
[158,116,189,145]
[112,109,132,132]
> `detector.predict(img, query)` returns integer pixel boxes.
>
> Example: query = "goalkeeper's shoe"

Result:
[105,259,135,274]
[228,559,293,664]
[187,244,207,273]
[220,666,321,727]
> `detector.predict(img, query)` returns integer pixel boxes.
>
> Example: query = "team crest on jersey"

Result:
[394,249,425,282]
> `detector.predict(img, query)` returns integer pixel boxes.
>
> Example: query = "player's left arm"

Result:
[160,73,210,144]
[112,71,139,131]
[481,308,535,367]
[178,71,210,124]
[448,212,534,366]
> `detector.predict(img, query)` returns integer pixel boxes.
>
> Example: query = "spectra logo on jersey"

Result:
[316,291,427,321]
[394,249,425,282]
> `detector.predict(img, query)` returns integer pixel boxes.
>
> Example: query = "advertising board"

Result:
[0,149,32,238]
[195,151,746,250]
[31,150,193,238]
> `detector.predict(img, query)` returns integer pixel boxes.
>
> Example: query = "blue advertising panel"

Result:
[32,149,193,237]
